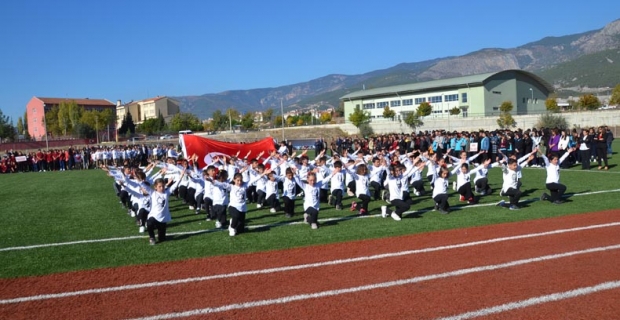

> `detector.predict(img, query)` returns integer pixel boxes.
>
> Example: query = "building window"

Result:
[32,108,36,113]
[492,91,501,94]
[415,97,426,104]
[445,94,459,102]
[377,102,389,108]
[462,93,468,103]
[390,100,401,107]
[493,107,499,111]
[429,96,442,103]
[34,118,37,123]
[403,99,413,106]
[523,98,526,103]
[363,103,375,109]
[34,128,38,132]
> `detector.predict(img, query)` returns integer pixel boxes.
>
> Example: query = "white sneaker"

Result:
[391,212,402,221]
[228,227,236,236]
[381,206,388,218]
[189,206,195,210]
[452,181,456,191]
[139,226,145,233]
[215,221,222,228]
[256,204,262,209]
[311,223,318,230]
[303,213,309,224]
[270,208,276,213]
[414,190,420,196]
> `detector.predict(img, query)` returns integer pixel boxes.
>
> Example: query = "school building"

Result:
[116,96,180,128]
[340,69,554,122]
[26,97,116,141]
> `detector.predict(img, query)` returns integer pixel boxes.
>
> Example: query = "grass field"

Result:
[1,144,619,279]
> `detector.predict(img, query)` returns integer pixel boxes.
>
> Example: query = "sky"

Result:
[1,0,619,122]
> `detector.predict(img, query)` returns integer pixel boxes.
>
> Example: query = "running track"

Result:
[1,210,619,319]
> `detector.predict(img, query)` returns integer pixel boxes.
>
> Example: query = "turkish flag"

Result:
[180,134,276,168]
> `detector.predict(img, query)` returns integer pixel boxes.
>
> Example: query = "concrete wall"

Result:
[331,109,620,135]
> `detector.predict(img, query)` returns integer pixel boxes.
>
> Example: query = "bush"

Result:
[359,123,374,138]
[536,113,569,129]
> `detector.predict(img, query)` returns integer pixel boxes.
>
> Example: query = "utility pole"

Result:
[228,109,232,132]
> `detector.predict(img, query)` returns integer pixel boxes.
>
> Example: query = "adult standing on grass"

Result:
[578,129,592,170]
[593,126,609,170]
[540,148,575,205]
[606,126,614,157]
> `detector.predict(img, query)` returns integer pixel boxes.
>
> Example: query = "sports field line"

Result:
[125,244,620,320]
[436,280,620,320]
[2,222,619,305]
[1,188,619,252]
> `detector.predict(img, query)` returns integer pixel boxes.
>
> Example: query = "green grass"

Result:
[1,144,619,279]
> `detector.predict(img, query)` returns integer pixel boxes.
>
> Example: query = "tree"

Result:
[335,101,345,117]
[449,107,461,115]
[497,101,516,128]
[545,97,560,113]
[57,101,71,136]
[211,110,226,131]
[241,112,254,130]
[274,115,284,127]
[262,108,274,123]
[169,113,202,132]
[45,105,62,136]
[416,102,433,116]
[80,109,116,139]
[0,109,16,141]
[348,105,370,128]
[296,118,304,126]
[608,84,620,106]
[382,106,396,120]
[535,113,569,129]
[403,112,424,131]
[23,111,28,133]
[319,112,332,123]
[118,113,136,135]
[17,117,24,135]
[577,94,601,110]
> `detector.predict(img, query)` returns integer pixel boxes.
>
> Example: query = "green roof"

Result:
[340,69,554,100]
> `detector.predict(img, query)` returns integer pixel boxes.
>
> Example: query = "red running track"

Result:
[1,210,619,320]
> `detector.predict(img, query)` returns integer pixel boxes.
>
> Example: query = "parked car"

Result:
[159,134,174,140]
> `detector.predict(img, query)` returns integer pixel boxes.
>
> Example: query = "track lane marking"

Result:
[125,244,620,319]
[2,222,620,305]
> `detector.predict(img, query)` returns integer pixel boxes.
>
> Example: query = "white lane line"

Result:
[2,222,620,305]
[125,244,620,320]
[2,188,619,253]
[436,280,620,320]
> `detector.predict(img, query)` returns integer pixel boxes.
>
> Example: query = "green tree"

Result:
[348,105,370,128]
[45,105,62,136]
[416,102,432,116]
[359,123,374,138]
[608,84,620,106]
[262,108,274,123]
[536,113,569,129]
[241,112,254,130]
[319,112,332,123]
[211,110,226,130]
[274,115,284,127]
[57,102,71,136]
[403,112,424,131]
[118,113,136,135]
[497,101,516,128]
[17,117,24,135]
[169,113,202,132]
[335,101,345,117]
[577,94,601,110]
[0,109,16,141]
[545,97,560,113]
[80,109,115,139]
[382,106,396,119]
[449,107,461,115]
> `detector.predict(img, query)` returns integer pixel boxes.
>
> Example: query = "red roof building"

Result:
[26,97,116,141]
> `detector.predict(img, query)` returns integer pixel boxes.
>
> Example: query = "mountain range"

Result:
[174,19,620,120]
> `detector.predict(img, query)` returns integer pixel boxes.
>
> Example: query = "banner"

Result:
[469,142,478,152]
[181,134,276,168]
[16,156,28,162]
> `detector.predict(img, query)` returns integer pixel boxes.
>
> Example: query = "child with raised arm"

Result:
[496,151,534,210]
[380,165,409,221]
[540,147,576,204]
[346,159,374,215]
[147,176,179,245]
[433,166,459,214]
[281,168,297,218]
[292,166,339,229]
[454,158,493,204]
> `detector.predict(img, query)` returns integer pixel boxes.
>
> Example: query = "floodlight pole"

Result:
[281,98,284,143]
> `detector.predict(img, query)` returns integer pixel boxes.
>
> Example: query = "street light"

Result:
[280,98,284,143]
[529,88,534,104]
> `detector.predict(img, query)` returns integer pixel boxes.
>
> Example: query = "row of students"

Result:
[106,144,578,244]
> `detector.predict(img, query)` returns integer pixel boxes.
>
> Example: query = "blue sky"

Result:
[1,0,619,122]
